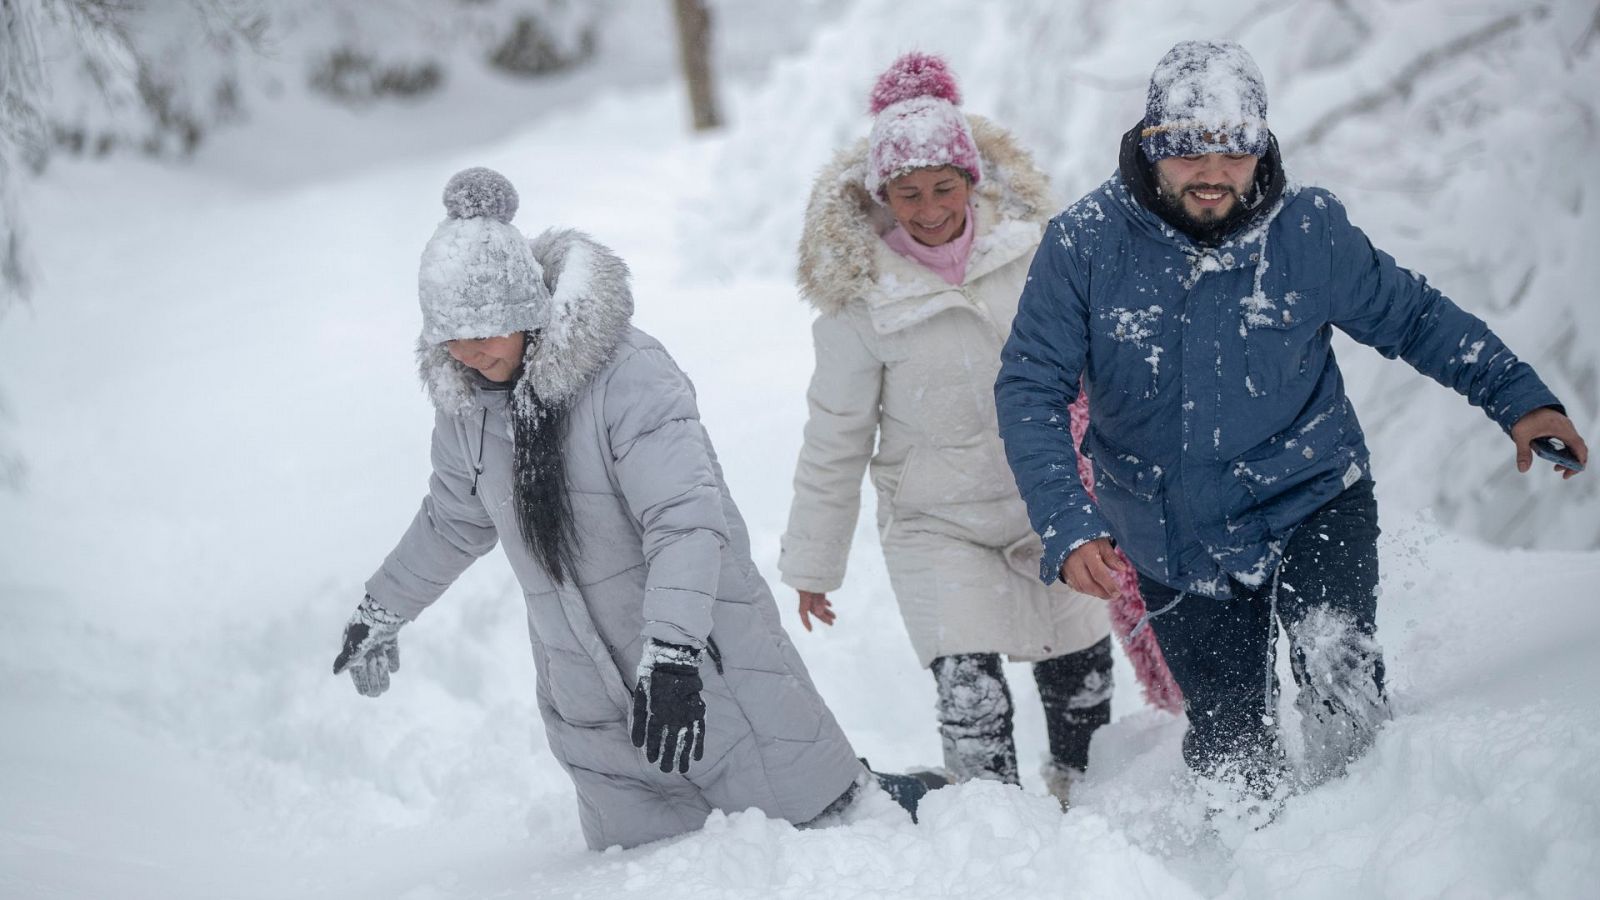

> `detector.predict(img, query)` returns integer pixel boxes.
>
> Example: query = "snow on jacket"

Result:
[995,136,1563,599]
[780,116,1110,667]
[367,230,861,850]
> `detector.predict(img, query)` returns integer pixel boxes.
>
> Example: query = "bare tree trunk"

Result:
[672,0,721,131]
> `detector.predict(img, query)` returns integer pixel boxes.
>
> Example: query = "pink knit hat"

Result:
[865,53,982,199]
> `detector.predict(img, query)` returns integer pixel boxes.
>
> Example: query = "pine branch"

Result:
[1576,0,1599,54]
[1293,7,1545,148]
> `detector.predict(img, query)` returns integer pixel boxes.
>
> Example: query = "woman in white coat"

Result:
[780,54,1113,799]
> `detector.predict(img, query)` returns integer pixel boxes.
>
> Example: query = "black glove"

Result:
[332,595,405,697]
[630,638,706,774]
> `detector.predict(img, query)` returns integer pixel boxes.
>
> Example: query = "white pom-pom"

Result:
[442,167,519,223]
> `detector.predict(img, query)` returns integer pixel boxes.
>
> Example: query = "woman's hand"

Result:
[798,591,836,632]
[1060,538,1129,600]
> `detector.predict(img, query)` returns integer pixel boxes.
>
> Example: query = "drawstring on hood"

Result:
[470,407,487,496]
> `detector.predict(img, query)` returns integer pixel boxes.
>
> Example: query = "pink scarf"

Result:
[882,204,976,285]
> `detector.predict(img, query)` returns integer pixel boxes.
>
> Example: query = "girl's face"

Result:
[446,332,526,382]
[884,166,971,247]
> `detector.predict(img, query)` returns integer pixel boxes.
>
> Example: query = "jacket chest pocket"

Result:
[1091,303,1170,400]
[1238,287,1323,397]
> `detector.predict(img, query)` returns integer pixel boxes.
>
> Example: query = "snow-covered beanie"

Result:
[417,167,549,345]
[1139,40,1270,163]
[865,52,982,199]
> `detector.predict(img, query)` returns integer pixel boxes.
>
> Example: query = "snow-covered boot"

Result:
[1197,756,1289,846]
[1040,760,1084,810]
[1035,637,1113,772]
[931,653,1020,783]
[799,769,910,829]
[1290,605,1390,785]
[860,759,952,823]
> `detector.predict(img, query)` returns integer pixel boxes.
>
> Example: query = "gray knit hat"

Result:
[1140,41,1270,162]
[417,167,549,345]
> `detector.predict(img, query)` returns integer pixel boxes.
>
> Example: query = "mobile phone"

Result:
[1531,436,1585,473]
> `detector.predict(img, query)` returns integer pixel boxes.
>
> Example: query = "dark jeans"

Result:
[930,637,1113,782]
[1138,480,1387,790]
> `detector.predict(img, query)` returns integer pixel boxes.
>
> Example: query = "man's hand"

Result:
[1060,538,1129,600]
[798,591,836,632]
[1511,407,1588,479]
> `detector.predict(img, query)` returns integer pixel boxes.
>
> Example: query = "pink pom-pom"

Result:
[869,52,961,115]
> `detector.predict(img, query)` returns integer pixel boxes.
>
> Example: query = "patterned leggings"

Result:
[930,637,1113,783]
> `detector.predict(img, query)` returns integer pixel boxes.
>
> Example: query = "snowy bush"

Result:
[26,0,608,158]
[295,0,602,106]
[30,0,263,158]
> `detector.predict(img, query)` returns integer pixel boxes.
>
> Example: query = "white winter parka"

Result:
[779,117,1110,668]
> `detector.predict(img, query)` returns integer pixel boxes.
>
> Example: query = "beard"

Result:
[1154,178,1257,245]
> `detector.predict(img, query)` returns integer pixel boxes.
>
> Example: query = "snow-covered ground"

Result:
[3,4,1598,897]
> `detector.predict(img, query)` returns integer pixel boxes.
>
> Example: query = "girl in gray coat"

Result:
[332,168,906,850]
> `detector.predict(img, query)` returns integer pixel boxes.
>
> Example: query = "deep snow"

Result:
[3,3,1598,898]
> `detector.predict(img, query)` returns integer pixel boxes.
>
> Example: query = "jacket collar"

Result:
[797,114,1055,322]
[862,192,1044,335]
[418,229,635,416]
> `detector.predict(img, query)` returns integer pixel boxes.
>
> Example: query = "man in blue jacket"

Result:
[994,40,1587,813]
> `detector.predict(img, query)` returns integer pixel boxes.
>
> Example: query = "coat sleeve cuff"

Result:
[364,562,440,622]
[640,586,714,648]
[1492,393,1565,434]
[777,534,849,594]
[641,616,706,650]
[778,572,842,594]
[1039,522,1113,585]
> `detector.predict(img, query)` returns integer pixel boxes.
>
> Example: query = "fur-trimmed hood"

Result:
[418,228,634,416]
[796,114,1055,317]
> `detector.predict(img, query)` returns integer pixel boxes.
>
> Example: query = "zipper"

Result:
[955,286,1005,342]
[469,407,487,496]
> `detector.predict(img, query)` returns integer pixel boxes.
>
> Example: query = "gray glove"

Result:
[332,595,405,697]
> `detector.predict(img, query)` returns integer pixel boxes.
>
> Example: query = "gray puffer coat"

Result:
[367,229,861,850]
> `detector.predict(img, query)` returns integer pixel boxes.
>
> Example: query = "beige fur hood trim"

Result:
[796,115,1055,316]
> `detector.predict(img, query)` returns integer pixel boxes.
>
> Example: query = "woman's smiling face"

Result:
[884,166,971,247]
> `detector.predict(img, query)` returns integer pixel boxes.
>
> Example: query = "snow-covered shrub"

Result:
[30,1,608,155]
[293,0,602,106]
[33,0,263,158]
